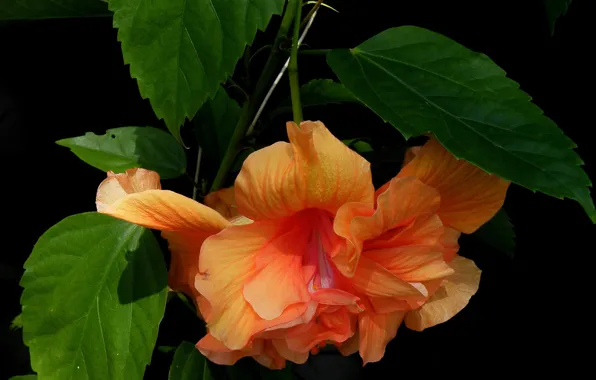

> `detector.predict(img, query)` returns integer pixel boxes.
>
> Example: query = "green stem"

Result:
[209,0,299,193]
[289,0,303,124]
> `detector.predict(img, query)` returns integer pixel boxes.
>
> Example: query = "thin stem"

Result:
[289,0,303,124]
[246,3,319,136]
[209,0,299,193]
[192,146,202,200]
[301,0,324,29]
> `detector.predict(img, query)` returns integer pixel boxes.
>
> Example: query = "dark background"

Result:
[1,0,592,378]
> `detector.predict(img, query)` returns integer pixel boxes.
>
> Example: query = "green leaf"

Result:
[169,341,213,380]
[10,313,23,331]
[21,213,168,380]
[9,376,37,380]
[0,0,109,20]
[327,26,594,222]
[273,79,359,117]
[473,209,515,258]
[109,0,285,142]
[195,87,242,182]
[545,0,572,35]
[343,138,373,154]
[56,126,186,179]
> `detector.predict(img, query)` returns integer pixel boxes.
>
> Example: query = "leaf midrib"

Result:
[355,52,579,195]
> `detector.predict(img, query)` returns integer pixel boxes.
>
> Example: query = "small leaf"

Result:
[327,26,594,222]
[109,0,285,142]
[9,376,37,380]
[56,126,186,179]
[10,313,23,331]
[21,213,168,380]
[273,79,359,117]
[343,138,373,154]
[473,209,516,258]
[0,0,109,20]
[169,341,213,380]
[545,0,572,35]
[195,87,242,183]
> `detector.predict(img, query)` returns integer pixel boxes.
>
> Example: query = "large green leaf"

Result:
[21,213,168,380]
[109,0,285,142]
[473,209,515,258]
[545,0,572,35]
[327,26,594,222]
[168,341,213,380]
[0,0,109,20]
[195,87,241,182]
[56,126,186,179]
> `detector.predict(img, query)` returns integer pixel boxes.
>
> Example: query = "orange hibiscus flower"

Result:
[96,121,509,368]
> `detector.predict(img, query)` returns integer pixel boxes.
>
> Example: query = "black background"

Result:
[0,0,592,378]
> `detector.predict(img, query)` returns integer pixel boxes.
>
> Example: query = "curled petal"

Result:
[96,168,161,212]
[96,168,230,294]
[285,307,355,353]
[398,138,510,233]
[235,121,375,221]
[358,311,406,365]
[351,256,426,299]
[405,256,481,331]
[204,187,238,220]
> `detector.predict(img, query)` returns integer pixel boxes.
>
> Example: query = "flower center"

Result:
[300,209,337,292]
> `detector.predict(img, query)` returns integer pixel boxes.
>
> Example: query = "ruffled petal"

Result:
[398,138,510,233]
[272,339,309,364]
[253,341,287,370]
[358,311,406,365]
[96,168,161,212]
[285,307,355,353]
[405,256,481,331]
[235,121,375,221]
[350,256,426,299]
[196,333,262,366]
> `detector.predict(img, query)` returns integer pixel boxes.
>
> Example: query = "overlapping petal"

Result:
[235,121,375,221]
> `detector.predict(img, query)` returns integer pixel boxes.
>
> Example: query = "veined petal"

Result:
[285,307,355,353]
[253,341,287,370]
[235,121,375,221]
[204,187,238,220]
[272,339,309,364]
[96,169,230,294]
[405,256,481,331]
[398,138,510,233]
[358,311,405,365]
[243,221,311,320]
[96,168,161,212]
[333,177,440,276]
[351,256,425,299]
[196,220,313,349]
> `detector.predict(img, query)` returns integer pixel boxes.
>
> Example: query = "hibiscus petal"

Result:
[285,307,355,353]
[351,256,426,299]
[243,222,311,320]
[204,186,238,220]
[398,138,510,233]
[196,333,263,366]
[96,168,161,212]
[235,121,375,221]
[272,339,309,364]
[333,177,440,277]
[405,256,481,331]
[358,311,406,365]
[196,220,312,350]
[253,341,287,370]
